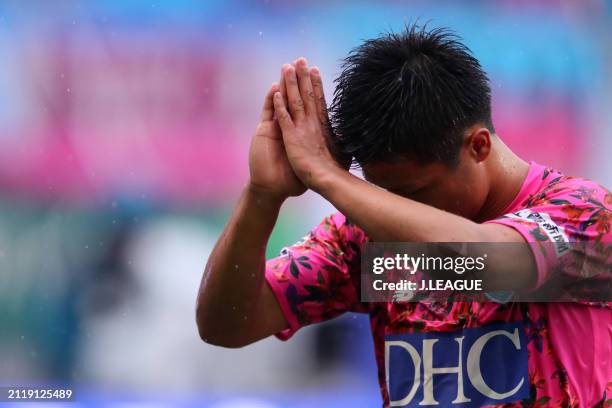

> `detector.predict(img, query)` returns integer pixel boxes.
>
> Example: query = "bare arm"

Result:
[196,186,289,348]
[196,65,329,347]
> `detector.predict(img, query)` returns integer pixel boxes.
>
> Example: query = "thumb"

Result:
[273,92,294,133]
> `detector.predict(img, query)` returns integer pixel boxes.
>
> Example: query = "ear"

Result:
[465,126,491,162]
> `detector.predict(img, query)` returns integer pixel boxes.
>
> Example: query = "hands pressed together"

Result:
[248,57,348,202]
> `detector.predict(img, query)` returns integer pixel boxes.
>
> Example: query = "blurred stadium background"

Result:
[0,0,611,407]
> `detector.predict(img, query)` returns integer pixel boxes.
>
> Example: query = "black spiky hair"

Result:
[329,23,495,168]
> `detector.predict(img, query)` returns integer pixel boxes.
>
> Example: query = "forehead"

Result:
[361,160,448,190]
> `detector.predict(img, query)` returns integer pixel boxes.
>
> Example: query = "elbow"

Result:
[195,301,251,349]
[197,325,252,349]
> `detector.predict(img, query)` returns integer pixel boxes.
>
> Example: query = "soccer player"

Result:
[196,25,611,407]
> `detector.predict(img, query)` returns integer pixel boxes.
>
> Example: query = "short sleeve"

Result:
[265,212,369,340]
[484,178,612,292]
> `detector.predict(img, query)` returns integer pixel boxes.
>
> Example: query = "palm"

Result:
[249,113,306,198]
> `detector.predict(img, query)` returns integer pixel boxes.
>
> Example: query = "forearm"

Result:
[311,170,537,289]
[196,185,283,345]
[316,169,488,242]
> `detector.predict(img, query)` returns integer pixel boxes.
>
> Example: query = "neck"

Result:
[474,136,530,223]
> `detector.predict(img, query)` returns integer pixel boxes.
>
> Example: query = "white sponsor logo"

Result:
[385,327,526,407]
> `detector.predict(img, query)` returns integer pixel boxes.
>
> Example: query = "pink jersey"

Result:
[265,162,612,407]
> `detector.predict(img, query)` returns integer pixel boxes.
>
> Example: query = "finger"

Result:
[273,91,294,132]
[260,82,279,121]
[310,66,329,127]
[295,57,316,116]
[311,66,350,170]
[277,62,298,120]
[278,64,290,110]
[283,64,305,121]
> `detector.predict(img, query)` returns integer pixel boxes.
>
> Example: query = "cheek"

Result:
[447,166,489,218]
[405,166,487,218]
[453,183,488,218]
[410,189,457,213]
[456,189,484,217]
[446,191,474,216]
[422,184,485,218]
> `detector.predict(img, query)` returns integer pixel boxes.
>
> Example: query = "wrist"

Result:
[245,182,288,208]
[308,164,351,197]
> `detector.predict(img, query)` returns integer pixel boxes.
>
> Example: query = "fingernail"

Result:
[311,66,320,75]
[299,57,308,65]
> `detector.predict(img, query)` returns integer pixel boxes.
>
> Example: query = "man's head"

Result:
[329,24,498,219]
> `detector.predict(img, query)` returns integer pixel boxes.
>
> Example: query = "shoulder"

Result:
[526,168,611,210]
[520,169,611,241]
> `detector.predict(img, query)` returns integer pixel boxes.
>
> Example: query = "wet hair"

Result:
[329,23,495,168]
